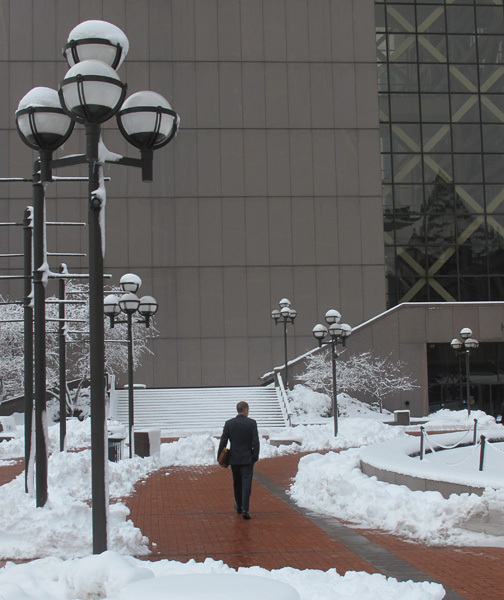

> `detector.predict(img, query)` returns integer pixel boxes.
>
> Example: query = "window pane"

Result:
[388,34,417,62]
[452,123,482,152]
[418,34,447,62]
[448,36,478,63]
[387,5,415,32]
[393,153,423,183]
[394,213,424,245]
[390,94,420,121]
[393,184,425,211]
[417,6,445,33]
[424,179,458,213]
[446,6,476,34]
[477,36,504,64]
[426,214,456,244]
[484,154,504,183]
[391,123,421,152]
[449,64,478,92]
[476,6,504,35]
[453,154,483,183]
[388,64,418,92]
[423,123,452,152]
[419,64,449,92]
[482,124,504,152]
[421,94,451,121]
[451,95,480,122]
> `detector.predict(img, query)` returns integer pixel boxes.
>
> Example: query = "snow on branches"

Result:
[0,282,157,406]
[297,349,417,414]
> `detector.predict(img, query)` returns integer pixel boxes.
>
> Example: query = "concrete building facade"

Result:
[0,0,385,389]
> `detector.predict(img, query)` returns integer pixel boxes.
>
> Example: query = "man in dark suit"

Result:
[217,401,260,520]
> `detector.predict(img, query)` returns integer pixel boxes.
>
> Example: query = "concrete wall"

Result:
[288,302,504,416]
[0,0,386,388]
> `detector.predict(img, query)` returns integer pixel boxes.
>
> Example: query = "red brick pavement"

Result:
[126,453,504,600]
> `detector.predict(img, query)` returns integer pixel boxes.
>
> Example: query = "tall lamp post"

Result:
[451,327,479,416]
[312,309,352,436]
[15,20,178,553]
[104,273,158,459]
[271,298,297,389]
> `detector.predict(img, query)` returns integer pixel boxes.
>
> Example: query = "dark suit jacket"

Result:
[217,413,260,465]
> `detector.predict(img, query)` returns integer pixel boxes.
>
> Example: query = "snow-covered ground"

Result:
[0,390,502,599]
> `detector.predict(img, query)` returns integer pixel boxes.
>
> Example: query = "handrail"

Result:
[274,368,292,427]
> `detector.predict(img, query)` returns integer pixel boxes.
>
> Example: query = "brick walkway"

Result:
[126,453,504,600]
[1,453,503,599]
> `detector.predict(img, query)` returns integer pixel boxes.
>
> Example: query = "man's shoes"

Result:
[242,510,250,520]
[234,503,242,514]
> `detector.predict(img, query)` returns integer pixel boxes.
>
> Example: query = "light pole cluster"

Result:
[271,298,297,389]
[313,309,352,436]
[15,19,178,553]
[104,274,158,459]
[451,327,479,416]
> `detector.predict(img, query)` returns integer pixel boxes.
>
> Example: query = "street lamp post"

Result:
[104,273,158,459]
[271,298,297,389]
[450,327,479,416]
[15,20,178,553]
[312,309,352,436]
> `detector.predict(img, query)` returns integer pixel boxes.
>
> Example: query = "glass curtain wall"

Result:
[377,0,504,306]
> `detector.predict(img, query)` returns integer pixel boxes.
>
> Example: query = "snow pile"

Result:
[0,551,445,600]
[287,385,392,424]
[290,448,504,547]
[0,447,154,559]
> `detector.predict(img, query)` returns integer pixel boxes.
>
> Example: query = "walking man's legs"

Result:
[240,463,254,512]
[231,465,243,511]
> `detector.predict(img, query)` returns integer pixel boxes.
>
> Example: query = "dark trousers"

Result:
[231,463,254,512]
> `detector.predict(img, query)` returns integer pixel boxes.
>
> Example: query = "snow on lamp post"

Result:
[451,327,479,416]
[104,274,158,459]
[313,309,352,436]
[15,19,178,554]
[271,298,297,389]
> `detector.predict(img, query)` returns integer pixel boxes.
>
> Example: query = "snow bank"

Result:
[0,551,445,600]
[290,448,504,547]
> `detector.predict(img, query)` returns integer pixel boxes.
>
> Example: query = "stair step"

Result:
[111,386,288,431]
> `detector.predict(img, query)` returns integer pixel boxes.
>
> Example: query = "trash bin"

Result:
[134,429,161,457]
[394,410,410,426]
[108,436,125,462]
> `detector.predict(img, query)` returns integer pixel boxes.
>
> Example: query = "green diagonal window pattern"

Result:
[377,0,504,306]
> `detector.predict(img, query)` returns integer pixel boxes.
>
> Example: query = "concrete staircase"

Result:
[110,386,289,433]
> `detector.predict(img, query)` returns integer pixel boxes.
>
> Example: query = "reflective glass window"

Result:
[417,6,446,33]
[392,153,423,183]
[388,64,418,92]
[452,123,482,152]
[484,154,504,183]
[447,35,478,63]
[426,214,456,244]
[477,36,504,63]
[389,94,420,121]
[451,95,481,122]
[418,34,447,62]
[423,153,453,183]
[446,6,476,34]
[482,124,504,152]
[419,64,449,92]
[476,6,504,35]
[422,123,452,153]
[393,184,425,211]
[391,123,421,152]
[449,64,478,92]
[388,33,417,62]
[393,212,424,245]
[424,180,458,213]
[453,154,483,183]
[480,94,504,122]
[421,94,451,122]
[386,5,415,32]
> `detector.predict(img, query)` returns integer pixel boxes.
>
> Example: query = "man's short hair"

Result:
[237,401,249,414]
